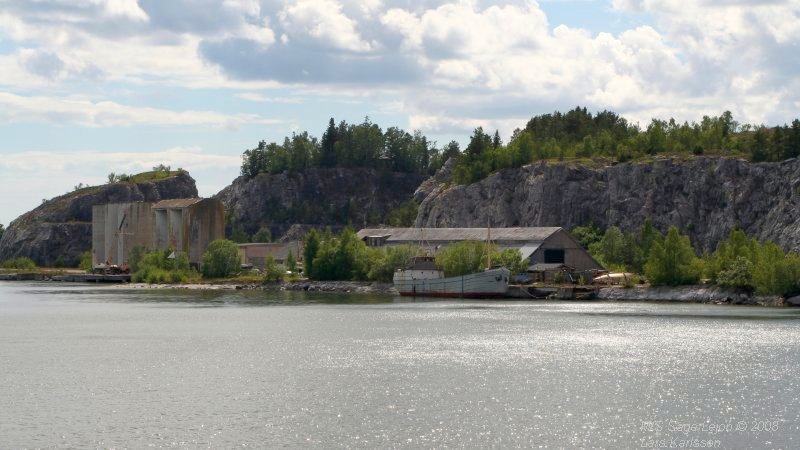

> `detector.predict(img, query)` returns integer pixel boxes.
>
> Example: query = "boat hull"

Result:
[393,267,511,298]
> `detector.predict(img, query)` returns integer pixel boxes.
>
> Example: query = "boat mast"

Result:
[486,218,492,270]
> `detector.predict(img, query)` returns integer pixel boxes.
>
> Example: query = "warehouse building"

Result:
[356,227,604,275]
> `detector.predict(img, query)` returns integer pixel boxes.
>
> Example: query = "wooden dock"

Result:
[0,272,130,283]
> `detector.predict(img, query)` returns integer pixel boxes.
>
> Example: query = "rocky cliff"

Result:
[0,172,198,267]
[216,168,426,238]
[416,157,800,252]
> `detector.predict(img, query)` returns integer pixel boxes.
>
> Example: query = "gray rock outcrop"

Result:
[216,168,426,238]
[0,173,197,267]
[416,157,800,252]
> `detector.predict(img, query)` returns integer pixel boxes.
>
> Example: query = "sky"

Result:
[1,0,799,226]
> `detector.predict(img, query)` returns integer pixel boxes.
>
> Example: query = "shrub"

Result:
[435,241,490,277]
[79,251,93,272]
[201,239,241,278]
[716,256,754,290]
[252,227,272,243]
[263,256,285,283]
[0,257,37,270]
[644,226,701,286]
[368,245,416,282]
[131,249,198,284]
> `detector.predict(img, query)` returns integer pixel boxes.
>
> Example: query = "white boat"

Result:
[393,256,510,298]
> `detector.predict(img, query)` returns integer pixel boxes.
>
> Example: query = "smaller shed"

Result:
[239,241,304,270]
[528,263,574,283]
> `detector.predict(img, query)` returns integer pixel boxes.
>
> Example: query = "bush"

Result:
[644,226,701,286]
[435,241,490,277]
[263,256,285,283]
[79,251,93,272]
[201,239,241,278]
[311,228,371,280]
[716,256,754,290]
[131,249,198,284]
[368,244,416,282]
[252,227,272,243]
[0,257,37,270]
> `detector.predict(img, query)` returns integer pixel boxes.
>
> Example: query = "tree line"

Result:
[452,108,800,183]
[577,221,800,295]
[240,117,458,178]
[239,109,800,185]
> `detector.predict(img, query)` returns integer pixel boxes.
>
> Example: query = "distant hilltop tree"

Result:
[237,109,800,185]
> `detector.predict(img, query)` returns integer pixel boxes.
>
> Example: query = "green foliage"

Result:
[230,227,250,244]
[706,229,800,295]
[252,227,272,243]
[449,108,800,185]
[716,257,754,290]
[311,228,371,281]
[385,200,419,227]
[368,244,416,282]
[200,239,241,278]
[585,219,663,273]
[645,226,702,286]
[107,169,179,184]
[241,117,441,179]
[263,256,285,283]
[132,248,197,284]
[571,223,603,250]
[303,229,321,276]
[494,248,527,274]
[79,251,93,272]
[0,223,4,241]
[0,257,37,270]
[590,226,626,267]
[286,250,297,273]
[434,241,527,277]
[128,245,147,273]
[435,241,492,277]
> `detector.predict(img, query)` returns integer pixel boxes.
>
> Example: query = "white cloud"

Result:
[278,0,373,52]
[0,92,283,128]
[235,92,303,103]
[101,0,150,22]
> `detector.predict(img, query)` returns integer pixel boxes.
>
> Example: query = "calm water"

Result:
[1,282,799,449]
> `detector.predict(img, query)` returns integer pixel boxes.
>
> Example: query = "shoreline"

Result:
[2,274,795,306]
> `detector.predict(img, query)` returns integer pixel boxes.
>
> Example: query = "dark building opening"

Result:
[544,249,565,264]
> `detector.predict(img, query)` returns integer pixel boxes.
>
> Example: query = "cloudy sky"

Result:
[1,0,799,226]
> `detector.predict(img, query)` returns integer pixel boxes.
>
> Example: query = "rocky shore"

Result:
[597,285,784,306]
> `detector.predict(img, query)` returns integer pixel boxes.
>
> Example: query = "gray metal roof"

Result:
[357,227,562,242]
[528,263,572,272]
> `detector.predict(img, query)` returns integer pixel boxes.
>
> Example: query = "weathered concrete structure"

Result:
[92,202,155,266]
[92,198,224,266]
[357,227,604,273]
[152,198,225,265]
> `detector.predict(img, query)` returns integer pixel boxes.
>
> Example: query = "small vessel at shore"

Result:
[392,225,510,298]
[393,256,510,298]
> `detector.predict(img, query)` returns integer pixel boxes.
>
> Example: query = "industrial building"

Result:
[92,198,224,267]
[152,198,225,265]
[356,227,604,275]
[238,241,304,270]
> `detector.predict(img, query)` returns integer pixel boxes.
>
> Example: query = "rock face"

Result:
[416,157,800,253]
[216,168,426,237]
[0,173,197,267]
[597,285,782,306]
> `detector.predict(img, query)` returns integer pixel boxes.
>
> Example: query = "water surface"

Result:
[1,282,798,448]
